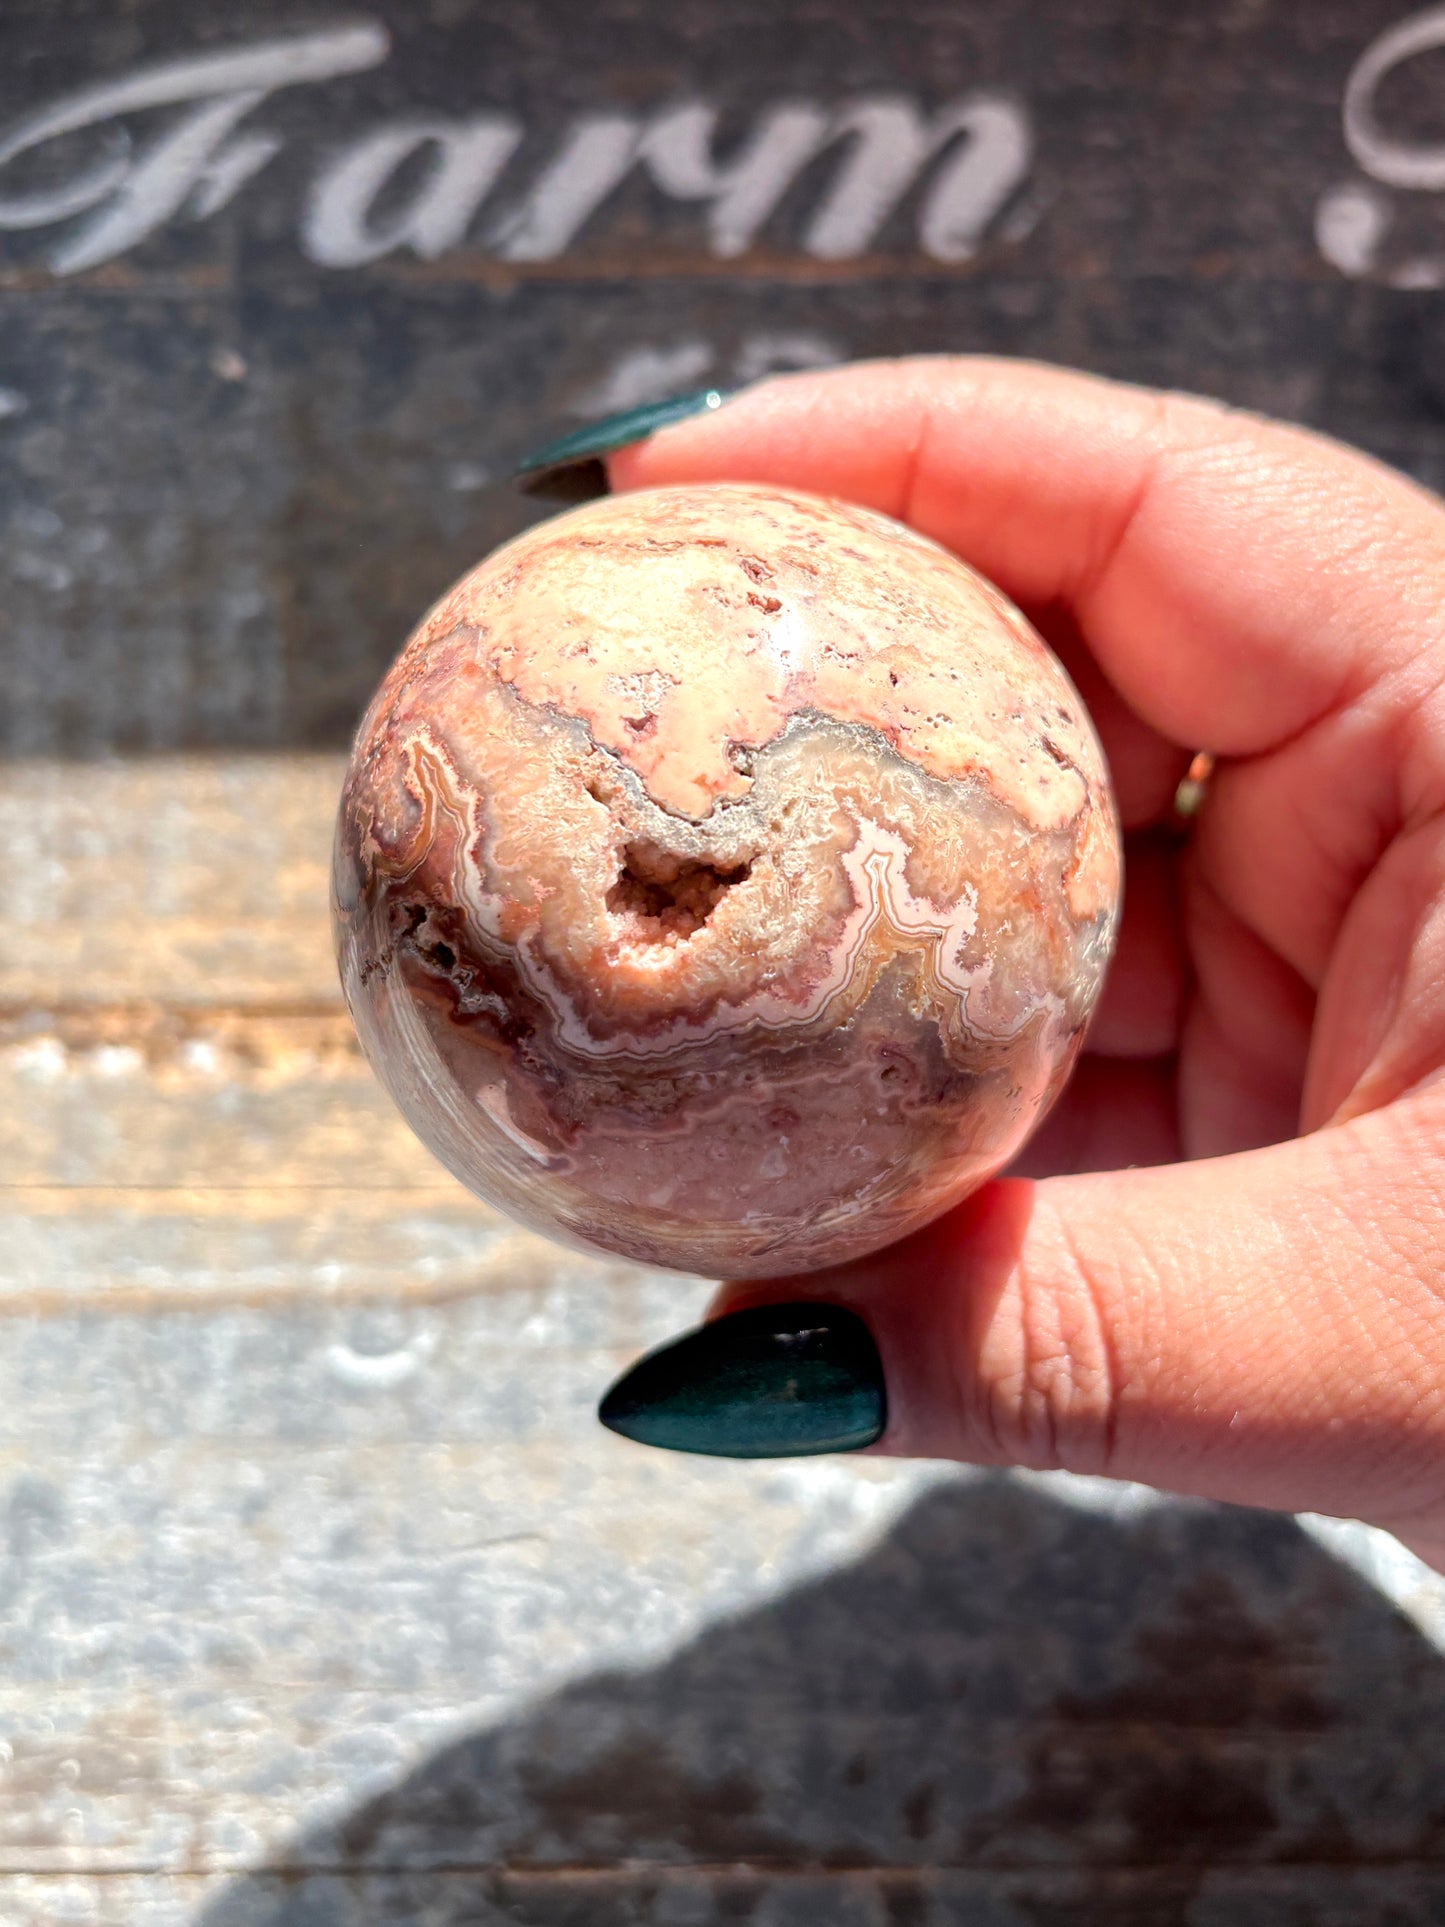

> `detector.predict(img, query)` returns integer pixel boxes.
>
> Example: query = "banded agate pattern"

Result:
[332,484,1121,1277]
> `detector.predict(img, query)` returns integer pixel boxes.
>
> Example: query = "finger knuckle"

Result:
[971,1216,1128,1478]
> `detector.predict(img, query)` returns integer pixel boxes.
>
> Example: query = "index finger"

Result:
[609,357,1445,759]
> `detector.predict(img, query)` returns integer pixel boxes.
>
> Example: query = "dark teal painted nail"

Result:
[598,1301,886,1459]
[515,389,730,501]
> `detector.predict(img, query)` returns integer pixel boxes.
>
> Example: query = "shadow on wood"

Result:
[195,1475,1445,1924]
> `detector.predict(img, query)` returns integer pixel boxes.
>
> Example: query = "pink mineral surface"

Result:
[332,483,1122,1278]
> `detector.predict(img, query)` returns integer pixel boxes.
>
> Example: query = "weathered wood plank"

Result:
[5,755,1445,1927]
[0,1189,546,1310]
[0,754,499,1286]
[11,1865,1445,1927]
[0,1305,1444,1908]
[0,757,343,1009]
[0,1013,441,1190]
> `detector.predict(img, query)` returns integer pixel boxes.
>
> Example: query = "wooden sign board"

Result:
[0,0,1441,756]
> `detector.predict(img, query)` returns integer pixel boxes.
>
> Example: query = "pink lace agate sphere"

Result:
[333,484,1121,1278]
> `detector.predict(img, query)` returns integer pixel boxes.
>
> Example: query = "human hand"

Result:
[550,359,1445,1567]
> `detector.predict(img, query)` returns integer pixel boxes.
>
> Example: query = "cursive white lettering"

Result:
[0,26,390,273]
[0,25,1037,274]
[638,103,832,257]
[491,117,642,262]
[804,96,1029,260]
[1345,3,1445,190]
[303,116,522,267]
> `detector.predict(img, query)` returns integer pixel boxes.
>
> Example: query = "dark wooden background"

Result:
[7,7,1445,1924]
[3,0,1445,757]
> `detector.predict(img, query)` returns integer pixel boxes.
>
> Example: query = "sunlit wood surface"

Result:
[5,756,1445,1926]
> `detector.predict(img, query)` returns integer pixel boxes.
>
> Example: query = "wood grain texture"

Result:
[4,755,1445,1927]
[2,0,1445,757]
[0,756,342,1007]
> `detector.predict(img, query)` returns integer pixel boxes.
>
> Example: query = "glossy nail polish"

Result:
[598,1301,886,1459]
[515,388,730,500]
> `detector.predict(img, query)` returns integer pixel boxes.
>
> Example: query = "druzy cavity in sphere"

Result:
[332,484,1121,1278]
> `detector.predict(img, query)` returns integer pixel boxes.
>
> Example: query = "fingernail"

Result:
[598,1301,886,1459]
[515,388,731,501]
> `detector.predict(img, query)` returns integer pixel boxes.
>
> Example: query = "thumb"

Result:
[638,1087,1445,1535]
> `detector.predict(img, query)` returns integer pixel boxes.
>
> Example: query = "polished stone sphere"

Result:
[332,484,1121,1278]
